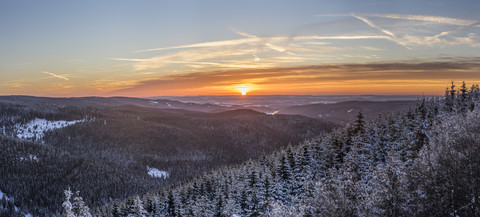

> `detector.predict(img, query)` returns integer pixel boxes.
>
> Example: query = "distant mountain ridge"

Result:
[0,95,226,113]
[0,95,423,125]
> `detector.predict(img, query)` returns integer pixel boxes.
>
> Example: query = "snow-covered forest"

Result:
[83,82,480,216]
[0,97,333,216]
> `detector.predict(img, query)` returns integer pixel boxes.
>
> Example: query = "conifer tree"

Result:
[353,111,365,135]
[277,153,292,182]
[166,191,176,217]
[459,81,469,113]
[111,202,121,217]
[62,188,75,217]
[72,191,92,217]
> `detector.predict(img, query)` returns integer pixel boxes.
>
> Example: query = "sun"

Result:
[237,87,250,95]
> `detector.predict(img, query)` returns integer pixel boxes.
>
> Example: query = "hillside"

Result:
[89,83,480,217]
[0,102,335,216]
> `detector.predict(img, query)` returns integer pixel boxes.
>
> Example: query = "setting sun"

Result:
[237,87,251,95]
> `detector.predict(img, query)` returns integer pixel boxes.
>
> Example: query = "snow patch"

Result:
[147,166,169,179]
[266,111,279,115]
[15,118,85,141]
[149,100,158,104]
[166,102,172,108]
[318,114,323,118]
[20,154,39,162]
[347,109,354,113]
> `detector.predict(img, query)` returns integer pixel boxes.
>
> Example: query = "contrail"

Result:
[351,14,396,37]
[134,38,258,53]
[42,71,69,80]
[360,13,477,26]
[230,27,291,54]
[350,14,409,48]
[434,21,480,38]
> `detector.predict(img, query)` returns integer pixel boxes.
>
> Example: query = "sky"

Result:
[1,0,480,97]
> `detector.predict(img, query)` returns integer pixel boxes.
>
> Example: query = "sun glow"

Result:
[237,87,251,95]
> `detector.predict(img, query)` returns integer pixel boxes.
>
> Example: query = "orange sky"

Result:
[3,60,478,97]
[99,61,479,97]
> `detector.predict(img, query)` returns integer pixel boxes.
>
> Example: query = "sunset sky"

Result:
[1,0,480,96]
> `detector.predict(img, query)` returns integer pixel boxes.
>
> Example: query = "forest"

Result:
[1,82,480,216]
[0,99,333,216]
[78,82,480,217]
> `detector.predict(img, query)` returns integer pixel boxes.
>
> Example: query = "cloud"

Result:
[117,31,394,72]
[350,14,411,48]
[359,13,477,26]
[134,38,259,53]
[113,46,276,71]
[434,21,480,38]
[108,58,480,96]
[112,13,480,81]
[42,71,69,81]
[135,32,390,54]
[352,14,396,37]
[230,28,289,53]
[317,13,480,47]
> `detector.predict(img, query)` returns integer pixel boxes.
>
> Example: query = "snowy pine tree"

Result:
[62,189,75,217]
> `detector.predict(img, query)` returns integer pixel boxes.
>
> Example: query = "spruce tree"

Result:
[62,189,75,217]
[353,111,365,135]
[73,191,92,217]
[166,191,176,217]
[111,202,121,217]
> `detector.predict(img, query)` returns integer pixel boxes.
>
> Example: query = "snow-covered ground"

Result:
[147,166,169,179]
[15,118,84,140]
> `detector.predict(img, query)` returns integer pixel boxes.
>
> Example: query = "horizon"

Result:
[0,93,439,98]
[1,0,480,96]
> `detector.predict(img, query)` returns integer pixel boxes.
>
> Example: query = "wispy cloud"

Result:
[434,21,480,38]
[317,13,480,47]
[359,13,477,26]
[352,14,396,37]
[134,38,259,53]
[42,71,69,80]
[229,28,291,53]
[350,13,410,48]
[116,28,393,72]
[358,13,480,46]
